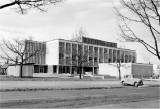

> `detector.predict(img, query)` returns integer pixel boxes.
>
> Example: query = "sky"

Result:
[0,0,159,65]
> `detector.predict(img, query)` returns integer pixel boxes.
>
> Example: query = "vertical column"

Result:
[93,46,94,67]
[48,65,53,74]
[102,48,104,63]
[127,51,129,63]
[115,49,117,63]
[130,52,133,63]
[97,47,99,64]
[32,42,34,63]
[92,46,94,75]
[76,43,78,66]
[70,42,72,70]
[123,50,125,63]
[120,49,122,63]
[135,52,137,63]
[92,67,94,75]
[64,42,66,66]
[70,66,72,74]
[112,49,114,63]
[57,65,59,74]
[82,67,84,75]
[87,45,89,66]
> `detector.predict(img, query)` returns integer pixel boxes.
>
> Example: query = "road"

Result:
[0,86,160,108]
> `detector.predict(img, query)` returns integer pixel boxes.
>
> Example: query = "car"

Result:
[121,75,143,87]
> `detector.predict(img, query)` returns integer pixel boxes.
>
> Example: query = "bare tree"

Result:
[0,37,43,77]
[109,57,127,80]
[68,27,90,79]
[0,0,63,14]
[114,0,160,60]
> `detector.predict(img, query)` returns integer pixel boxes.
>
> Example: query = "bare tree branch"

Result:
[0,37,43,77]
[65,27,91,79]
[114,0,160,60]
[0,0,63,14]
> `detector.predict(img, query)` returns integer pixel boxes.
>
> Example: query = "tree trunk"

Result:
[20,57,23,78]
[79,67,82,79]
[20,63,23,78]
[118,68,121,80]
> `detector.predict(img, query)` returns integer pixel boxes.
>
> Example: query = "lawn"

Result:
[0,75,118,81]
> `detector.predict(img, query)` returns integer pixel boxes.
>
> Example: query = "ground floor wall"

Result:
[99,63,153,79]
[33,65,99,75]
[132,63,153,78]
[7,65,33,77]
[99,63,131,78]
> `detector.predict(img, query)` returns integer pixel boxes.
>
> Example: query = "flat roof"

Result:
[47,39,136,52]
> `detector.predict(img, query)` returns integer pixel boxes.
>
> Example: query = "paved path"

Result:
[0,80,159,90]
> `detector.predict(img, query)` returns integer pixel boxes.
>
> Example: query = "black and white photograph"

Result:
[0,0,160,108]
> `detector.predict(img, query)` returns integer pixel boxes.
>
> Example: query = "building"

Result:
[0,64,2,73]
[153,65,160,77]
[25,37,137,76]
[7,63,34,77]
[1,64,9,74]
[99,63,153,79]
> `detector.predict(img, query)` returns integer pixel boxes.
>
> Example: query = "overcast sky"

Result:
[0,0,159,64]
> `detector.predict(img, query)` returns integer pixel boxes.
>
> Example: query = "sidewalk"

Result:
[145,78,160,82]
[83,99,160,108]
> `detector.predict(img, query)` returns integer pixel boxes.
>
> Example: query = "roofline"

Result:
[46,39,136,52]
[132,63,153,66]
[8,63,35,66]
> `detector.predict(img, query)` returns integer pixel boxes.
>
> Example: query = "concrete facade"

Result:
[24,37,137,76]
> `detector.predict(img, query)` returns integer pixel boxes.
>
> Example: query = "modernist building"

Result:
[25,37,137,75]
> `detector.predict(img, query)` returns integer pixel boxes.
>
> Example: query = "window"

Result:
[53,66,57,73]
[109,49,112,63]
[113,49,116,63]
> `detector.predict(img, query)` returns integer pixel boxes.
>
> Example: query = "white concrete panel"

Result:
[99,63,132,78]
[153,65,160,75]
[8,65,33,77]
[8,65,20,77]
[22,65,32,77]
[46,40,59,65]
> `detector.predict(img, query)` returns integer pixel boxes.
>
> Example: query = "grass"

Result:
[0,75,118,81]
[0,92,159,108]
[0,86,125,92]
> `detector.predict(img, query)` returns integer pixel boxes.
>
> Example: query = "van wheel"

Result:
[134,82,138,87]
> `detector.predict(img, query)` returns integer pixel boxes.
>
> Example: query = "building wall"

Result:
[24,38,137,75]
[7,65,20,76]
[25,40,46,64]
[22,65,33,77]
[99,63,153,78]
[132,63,153,78]
[153,65,160,76]
[99,63,132,78]
[46,40,59,65]
[57,39,137,67]
[7,65,33,77]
